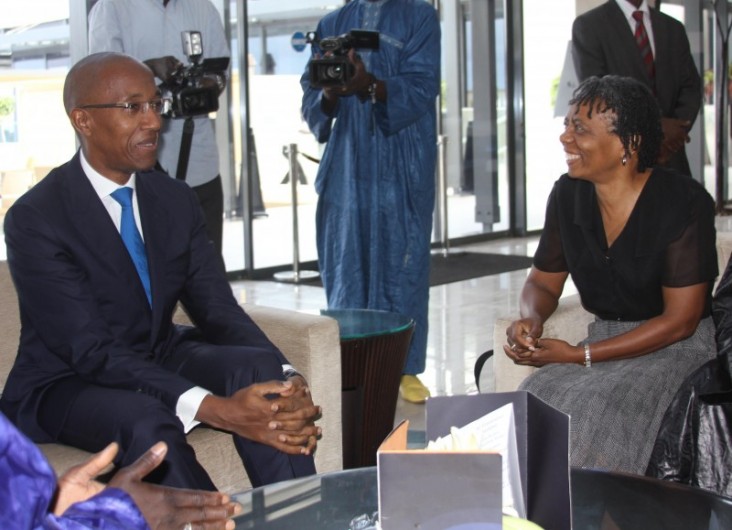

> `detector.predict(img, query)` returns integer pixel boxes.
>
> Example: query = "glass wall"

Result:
[236,1,338,273]
[523,0,710,232]
[0,4,75,261]
[701,0,732,212]
[437,1,509,244]
[0,0,718,269]
[523,0,576,232]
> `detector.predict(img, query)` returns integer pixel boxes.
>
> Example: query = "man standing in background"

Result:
[89,0,230,260]
[301,0,441,404]
[572,0,702,177]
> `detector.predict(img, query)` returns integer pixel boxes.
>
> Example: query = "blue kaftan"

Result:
[0,412,149,529]
[300,0,441,374]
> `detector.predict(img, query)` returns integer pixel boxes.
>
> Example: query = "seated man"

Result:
[0,51,321,491]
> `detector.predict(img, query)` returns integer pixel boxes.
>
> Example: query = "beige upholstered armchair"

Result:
[0,261,343,493]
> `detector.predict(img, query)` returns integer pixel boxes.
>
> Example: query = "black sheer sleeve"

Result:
[534,182,569,273]
[663,189,717,287]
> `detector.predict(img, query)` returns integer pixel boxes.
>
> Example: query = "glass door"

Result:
[226,0,341,273]
[0,4,76,260]
[522,0,577,232]
[438,0,509,244]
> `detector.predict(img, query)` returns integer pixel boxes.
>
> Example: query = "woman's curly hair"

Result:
[569,75,662,172]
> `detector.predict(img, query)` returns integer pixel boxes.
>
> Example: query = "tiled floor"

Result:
[229,235,566,438]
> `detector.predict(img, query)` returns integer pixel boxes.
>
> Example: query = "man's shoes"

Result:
[399,375,430,404]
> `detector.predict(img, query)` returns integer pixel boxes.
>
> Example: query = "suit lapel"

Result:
[648,9,669,84]
[135,172,170,343]
[64,153,142,289]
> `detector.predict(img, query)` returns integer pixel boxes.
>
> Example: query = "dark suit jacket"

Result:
[572,1,702,174]
[0,151,286,441]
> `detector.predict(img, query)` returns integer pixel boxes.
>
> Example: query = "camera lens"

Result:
[324,64,343,80]
[309,58,354,88]
[183,93,203,108]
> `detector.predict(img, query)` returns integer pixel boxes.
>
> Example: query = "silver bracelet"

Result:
[584,343,592,368]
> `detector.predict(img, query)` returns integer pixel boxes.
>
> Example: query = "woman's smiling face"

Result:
[560,101,626,182]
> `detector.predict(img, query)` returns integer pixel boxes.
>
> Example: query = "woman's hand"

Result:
[503,337,583,367]
[504,318,543,354]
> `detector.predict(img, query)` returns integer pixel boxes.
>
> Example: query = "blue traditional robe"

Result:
[301,0,441,374]
[0,412,148,529]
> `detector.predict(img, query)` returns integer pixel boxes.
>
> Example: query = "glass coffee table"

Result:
[231,466,732,529]
[320,308,414,469]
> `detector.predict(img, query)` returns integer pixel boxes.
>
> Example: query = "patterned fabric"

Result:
[519,317,717,474]
[632,10,655,84]
[0,412,149,529]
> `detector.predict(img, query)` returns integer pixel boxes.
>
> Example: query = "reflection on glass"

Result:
[0,5,75,259]
[238,1,339,272]
[523,0,576,232]
[441,1,509,240]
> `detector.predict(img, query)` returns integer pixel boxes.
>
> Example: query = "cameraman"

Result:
[88,0,230,262]
[301,0,441,404]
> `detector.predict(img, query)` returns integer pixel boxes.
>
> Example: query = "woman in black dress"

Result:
[503,75,718,474]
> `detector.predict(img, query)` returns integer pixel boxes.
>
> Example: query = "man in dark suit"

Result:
[0,52,320,491]
[572,0,702,176]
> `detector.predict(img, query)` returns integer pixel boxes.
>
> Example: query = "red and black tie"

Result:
[632,11,655,86]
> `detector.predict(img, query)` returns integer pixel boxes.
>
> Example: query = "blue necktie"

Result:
[110,187,152,306]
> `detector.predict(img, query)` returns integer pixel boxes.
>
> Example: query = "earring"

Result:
[622,156,627,166]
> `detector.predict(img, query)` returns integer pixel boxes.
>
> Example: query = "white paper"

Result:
[426,403,525,518]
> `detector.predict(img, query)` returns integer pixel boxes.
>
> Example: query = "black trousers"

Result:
[37,338,316,490]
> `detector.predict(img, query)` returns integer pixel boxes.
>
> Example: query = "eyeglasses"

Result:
[78,100,166,116]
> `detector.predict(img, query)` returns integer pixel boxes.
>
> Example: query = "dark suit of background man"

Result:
[0,52,320,491]
[572,0,702,177]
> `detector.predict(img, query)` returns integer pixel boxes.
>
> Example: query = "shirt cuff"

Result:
[282,364,301,379]
[176,386,211,433]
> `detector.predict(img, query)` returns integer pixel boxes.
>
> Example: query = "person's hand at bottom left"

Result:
[55,441,240,530]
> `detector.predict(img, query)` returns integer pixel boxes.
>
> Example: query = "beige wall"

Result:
[576,0,605,14]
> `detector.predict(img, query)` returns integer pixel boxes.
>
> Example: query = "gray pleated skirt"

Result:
[518,316,717,475]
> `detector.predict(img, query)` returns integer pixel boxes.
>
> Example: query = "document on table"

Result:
[426,403,525,518]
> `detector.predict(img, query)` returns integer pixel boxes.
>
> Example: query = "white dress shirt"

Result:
[613,0,656,58]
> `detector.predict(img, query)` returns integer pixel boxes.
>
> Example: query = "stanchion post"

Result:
[273,144,319,283]
[289,144,301,278]
[439,134,449,253]
[433,134,457,257]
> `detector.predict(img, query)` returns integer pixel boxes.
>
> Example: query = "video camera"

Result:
[159,31,230,119]
[306,30,379,88]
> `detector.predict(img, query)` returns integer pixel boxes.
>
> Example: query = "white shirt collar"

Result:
[614,0,651,22]
[79,149,137,200]
[613,0,655,56]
